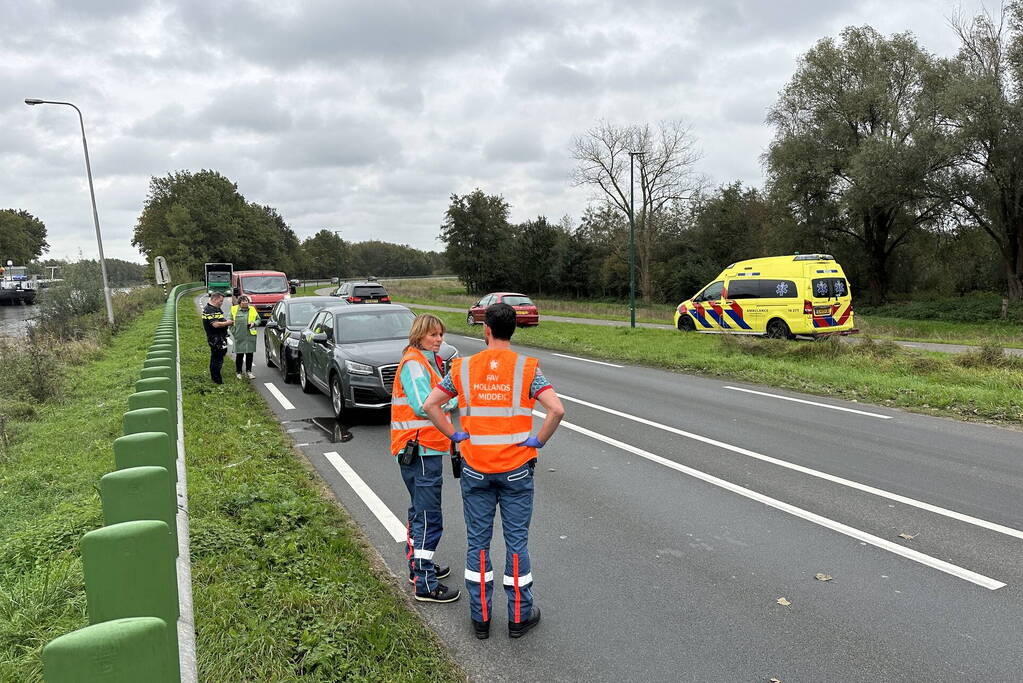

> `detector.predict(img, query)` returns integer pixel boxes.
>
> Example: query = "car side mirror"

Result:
[233,287,240,296]
[266,320,279,330]
[311,332,328,344]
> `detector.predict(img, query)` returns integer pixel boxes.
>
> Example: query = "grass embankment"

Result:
[176,304,462,680]
[422,310,1023,426]
[0,298,462,681]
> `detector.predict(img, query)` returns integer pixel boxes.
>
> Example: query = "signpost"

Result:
[154,256,171,296]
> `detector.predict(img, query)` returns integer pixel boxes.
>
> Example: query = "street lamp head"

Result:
[24,98,44,105]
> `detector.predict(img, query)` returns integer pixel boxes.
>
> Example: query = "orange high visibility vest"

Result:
[451,348,539,473]
[391,348,450,456]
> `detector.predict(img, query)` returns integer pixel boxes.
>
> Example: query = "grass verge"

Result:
[177,300,463,680]
[425,310,1023,426]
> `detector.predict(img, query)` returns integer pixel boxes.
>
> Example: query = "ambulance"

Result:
[673,254,858,339]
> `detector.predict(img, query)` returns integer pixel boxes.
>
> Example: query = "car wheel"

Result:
[466,313,475,326]
[299,359,316,394]
[281,356,294,384]
[330,374,345,420]
[766,319,792,340]
[678,315,696,332]
[264,339,276,368]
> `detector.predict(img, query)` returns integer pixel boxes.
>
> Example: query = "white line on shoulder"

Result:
[324,451,405,543]
[551,353,622,368]
[723,386,892,419]
[263,383,296,410]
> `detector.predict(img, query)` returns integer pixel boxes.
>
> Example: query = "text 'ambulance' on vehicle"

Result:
[673,254,858,339]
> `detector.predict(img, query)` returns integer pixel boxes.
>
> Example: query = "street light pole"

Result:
[628,151,645,329]
[25,98,115,326]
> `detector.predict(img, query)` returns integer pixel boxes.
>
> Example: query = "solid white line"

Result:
[551,353,623,368]
[263,382,296,410]
[723,386,892,419]
[536,410,1005,590]
[324,451,405,543]
[451,334,484,343]
[557,393,1023,542]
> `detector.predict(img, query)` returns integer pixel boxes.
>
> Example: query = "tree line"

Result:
[132,169,444,281]
[442,8,1023,307]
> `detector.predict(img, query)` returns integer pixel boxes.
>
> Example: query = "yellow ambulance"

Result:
[673,254,858,339]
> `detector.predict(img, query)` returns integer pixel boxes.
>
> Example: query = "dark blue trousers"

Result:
[461,461,535,624]
[399,454,444,594]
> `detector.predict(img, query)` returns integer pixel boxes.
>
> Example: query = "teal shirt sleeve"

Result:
[399,360,435,418]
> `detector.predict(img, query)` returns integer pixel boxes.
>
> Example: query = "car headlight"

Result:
[283,294,291,300]
[345,360,374,375]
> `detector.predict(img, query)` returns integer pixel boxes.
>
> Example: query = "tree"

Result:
[300,230,349,278]
[511,216,567,296]
[766,26,953,304]
[939,4,1023,301]
[0,210,48,264]
[571,119,702,302]
[440,190,512,294]
[349,241,434,277]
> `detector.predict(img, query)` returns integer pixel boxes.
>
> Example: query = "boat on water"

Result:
[0,266,38,305]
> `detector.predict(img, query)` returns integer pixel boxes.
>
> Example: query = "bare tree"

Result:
[571,120,703,302]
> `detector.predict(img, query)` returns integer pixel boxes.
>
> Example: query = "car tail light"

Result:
[803,300,813,315]
[380,296,391,302]
[348,296,362,303]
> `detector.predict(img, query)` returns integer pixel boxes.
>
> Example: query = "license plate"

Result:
[814,306,833,315]
[366,298,378,303]
[516,311,528,315]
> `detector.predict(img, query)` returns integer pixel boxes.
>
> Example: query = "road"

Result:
[200,295,1023,681]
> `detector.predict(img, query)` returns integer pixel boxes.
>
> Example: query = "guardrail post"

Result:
[127,389,176,425]
[123,407,175,445]
[100,466,177,547]
[81,520,179,675]
[134,377,175,404]
[114,431,176,482]
[42,617,176,683]
[140,365,175,382]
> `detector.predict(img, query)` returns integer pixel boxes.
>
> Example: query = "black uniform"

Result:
[202,302,229,384]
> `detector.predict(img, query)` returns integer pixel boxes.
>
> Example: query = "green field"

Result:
[419,310,1023,426]
[0,298,463,681]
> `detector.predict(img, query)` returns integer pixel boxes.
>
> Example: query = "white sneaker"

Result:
[246,372,256,379]
[236,373,243,379]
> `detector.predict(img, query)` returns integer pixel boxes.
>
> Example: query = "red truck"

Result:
[231,270,296,321]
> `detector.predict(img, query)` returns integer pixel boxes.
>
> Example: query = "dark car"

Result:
[467,292,539,326]
[264,296,342,382]
[297,304,458,419]
[332,280,391,304]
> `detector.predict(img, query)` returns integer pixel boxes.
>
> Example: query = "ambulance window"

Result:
[727,280,760,299]
[812,278,848,298]
[698,281,724,301]
[759,279,797,299]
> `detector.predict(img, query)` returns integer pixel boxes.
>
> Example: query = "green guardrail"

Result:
[41,282,201,683]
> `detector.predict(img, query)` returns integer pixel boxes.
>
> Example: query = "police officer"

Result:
[392,314,459,603]
[201,292,233,384]
[424,302,565,640]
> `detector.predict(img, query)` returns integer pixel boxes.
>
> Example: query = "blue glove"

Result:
[450,431,470,443]
[517,436,544,448]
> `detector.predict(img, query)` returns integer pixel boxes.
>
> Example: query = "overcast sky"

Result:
[0,0,993,264]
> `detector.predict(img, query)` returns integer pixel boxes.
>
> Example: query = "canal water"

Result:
[0,303,37,338]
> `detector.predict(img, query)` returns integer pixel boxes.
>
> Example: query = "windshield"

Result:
[287,302,325,329]
[241,275,288,294]
[336,310,415,344]
[502,296,534,306]
[207,271,231,283]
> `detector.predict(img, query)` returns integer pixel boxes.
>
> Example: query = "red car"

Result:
[467,292,539,326]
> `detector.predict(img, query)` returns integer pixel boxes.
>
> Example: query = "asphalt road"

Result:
[199,295,1023,682]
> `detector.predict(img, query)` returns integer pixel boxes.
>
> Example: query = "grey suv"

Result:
[297,304,457,419]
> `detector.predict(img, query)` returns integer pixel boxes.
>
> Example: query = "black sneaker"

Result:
[409,564,450,583]
[472,619,490,640]
[414,583,461,603]
[508,608,541,638]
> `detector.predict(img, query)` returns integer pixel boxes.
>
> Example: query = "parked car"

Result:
[673,254,857,339]
[264,296,341,383]
[231,270,296,321]
[297,303,458,419]
[332,280,391,304]
[467,292,539,326]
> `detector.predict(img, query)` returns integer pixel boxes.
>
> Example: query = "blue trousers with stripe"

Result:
[461,462,535,623]
[399,453,444,594]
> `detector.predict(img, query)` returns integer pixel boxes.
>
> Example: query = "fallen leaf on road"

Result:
[770,679,782,683]
[898,533,916,540]
[776,597,791,606]
[815,573,833,582]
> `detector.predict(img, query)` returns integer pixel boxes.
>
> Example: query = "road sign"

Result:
[154,256,171,286]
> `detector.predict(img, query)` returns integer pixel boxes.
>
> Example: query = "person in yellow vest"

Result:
[392,314,461,603]
[229,295,259,379]
[424,302,564,640]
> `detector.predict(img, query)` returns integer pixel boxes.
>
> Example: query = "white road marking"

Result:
[264,383,296,410]
[557,393,1023,542]
[551,353,623,368]
[451,334,484,343]
[324,451,405,543]
[723,386,892,419]
[536,410,1005,590]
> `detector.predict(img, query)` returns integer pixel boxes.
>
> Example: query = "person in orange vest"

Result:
[424,302,565,640]
[392,314,461,603]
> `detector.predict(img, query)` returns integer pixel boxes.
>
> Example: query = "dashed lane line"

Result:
[324,451,405,543]
[264,382,296,410]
